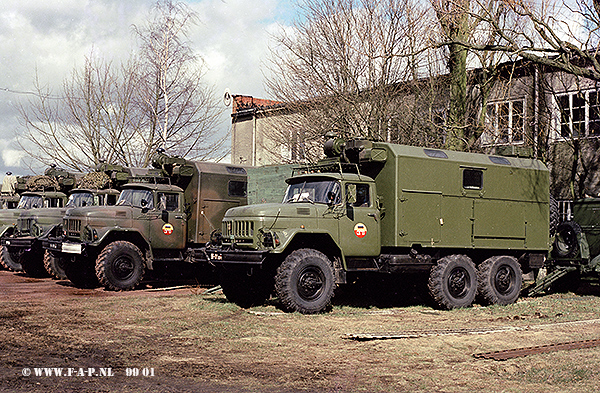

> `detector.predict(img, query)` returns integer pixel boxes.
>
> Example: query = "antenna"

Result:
[223,88,232,107]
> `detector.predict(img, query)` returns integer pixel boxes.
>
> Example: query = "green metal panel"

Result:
[247,164,294,204]
[372,142,549,251]
[573,198,600,257]
[398,190,441,245]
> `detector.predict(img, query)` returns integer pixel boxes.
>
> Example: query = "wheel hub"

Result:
[448,267,470,299]
[494,266,514,295]
[113,257,134,280]
[297,267,324,301]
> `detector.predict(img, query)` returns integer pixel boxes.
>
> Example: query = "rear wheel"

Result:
[477,256,522,306]
[96,241,145,291]
[0,245,22,271]
[428,255,477,309]
[552,221,582,259]
[44,250,67,280]
[275,248,335,314]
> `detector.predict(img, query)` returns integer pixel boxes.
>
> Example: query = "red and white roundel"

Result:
[162,223,174,235]
[354,223,367,238]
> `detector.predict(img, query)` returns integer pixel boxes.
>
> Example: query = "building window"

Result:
[556,90,600,139]
[484,99,525,145]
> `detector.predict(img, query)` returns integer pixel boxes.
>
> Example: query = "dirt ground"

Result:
[2,269,600,393]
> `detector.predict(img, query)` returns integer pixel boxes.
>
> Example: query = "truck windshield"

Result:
[117,189,154,209]
[17,195,43,209]
[66,192,95,208]
[283,180,341,204]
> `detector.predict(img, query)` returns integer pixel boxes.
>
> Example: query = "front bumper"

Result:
[207,248,270,266]
[43,238,86,255]
[1,236,35,250]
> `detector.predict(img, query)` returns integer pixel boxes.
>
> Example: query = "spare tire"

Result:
[552,221,582,259]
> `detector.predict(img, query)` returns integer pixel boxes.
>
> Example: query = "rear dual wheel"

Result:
[477,256,522,306]
[428,255,477,309]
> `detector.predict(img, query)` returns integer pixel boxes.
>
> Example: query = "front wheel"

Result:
[44,250,67,280]
[96,241,145,291]
[0,245,23,271]
[428,255,477,310]
[477,256,522,306]
[275,249,335,314]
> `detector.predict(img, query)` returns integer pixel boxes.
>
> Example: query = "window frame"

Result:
[554,89,600,140]
[483,98,526,146]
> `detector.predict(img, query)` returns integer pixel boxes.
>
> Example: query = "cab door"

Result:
[338,182,381,257]
[148,192,186,249]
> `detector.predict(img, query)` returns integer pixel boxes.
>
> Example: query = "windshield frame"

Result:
[66,192,95,208]
[17,195,44,209]
[283,179,341,205]
[117,188,155,209]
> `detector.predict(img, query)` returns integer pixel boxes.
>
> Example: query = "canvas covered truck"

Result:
[207,137,550,314]
[44,152,248,290]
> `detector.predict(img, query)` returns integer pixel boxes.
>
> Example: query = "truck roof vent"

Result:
[227,167,247,175]
[423,149,448,159]
[488,156,511,166]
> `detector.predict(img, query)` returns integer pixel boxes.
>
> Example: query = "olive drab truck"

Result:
[45,152,248,290]
[0,167,78,272]
[207,137,550,314]
[525,198,600,296]
[0,166,139,279]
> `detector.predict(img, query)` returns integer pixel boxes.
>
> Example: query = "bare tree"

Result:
[133,0,224,163]
[17,57,145,171]
[17,0,225,172]
[264,0,437,162]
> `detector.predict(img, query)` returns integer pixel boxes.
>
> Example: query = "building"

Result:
[229,62,600,199]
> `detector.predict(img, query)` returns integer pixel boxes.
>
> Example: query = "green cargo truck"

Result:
[45,152,249,290]
[207,137,550,313]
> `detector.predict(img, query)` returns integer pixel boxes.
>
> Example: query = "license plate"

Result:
[210,253,223,261]
[62,243,82,254]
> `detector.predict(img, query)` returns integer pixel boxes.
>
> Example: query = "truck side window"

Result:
[346,183,370,207]
[158,193,179,211]
[228,180,247,197]
[463,169,483,189]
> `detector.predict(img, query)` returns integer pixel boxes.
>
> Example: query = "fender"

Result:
[270,228,347,269]
[90,228,154,269]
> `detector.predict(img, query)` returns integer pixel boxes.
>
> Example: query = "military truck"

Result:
[0,167,78,271]
[207,137,550,314]
[1,172,19,209]
[525,198,600,296]
[0,165,139,278]
[2,187,122,278]
[45,152,248,290]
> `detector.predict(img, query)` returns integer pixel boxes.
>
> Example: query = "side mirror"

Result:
[346,184,357,205]
[161,210,169,222]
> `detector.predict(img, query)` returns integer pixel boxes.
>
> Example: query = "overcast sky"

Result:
[0,0,295,175]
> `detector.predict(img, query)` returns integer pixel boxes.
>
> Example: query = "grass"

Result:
[3,284,600,392]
